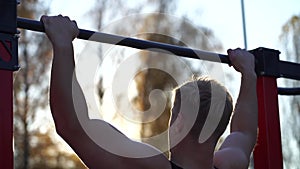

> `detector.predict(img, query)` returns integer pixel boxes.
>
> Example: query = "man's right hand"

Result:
[41,15,79,46]
[227,48,256,77]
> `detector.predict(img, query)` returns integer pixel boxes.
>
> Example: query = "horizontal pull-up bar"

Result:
[16,17,300,81]
[278,87,300,95]
[17,17,230,64]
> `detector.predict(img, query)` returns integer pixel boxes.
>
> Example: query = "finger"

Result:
[72,20,79,29]
[72,20,79,37]
[63,16,71,21]
[40,15,48,24]
[227,48,233,54]
[72,20,77,25]
[227,49,233,67]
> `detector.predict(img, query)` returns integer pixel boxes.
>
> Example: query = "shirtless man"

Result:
[42,15,257,169]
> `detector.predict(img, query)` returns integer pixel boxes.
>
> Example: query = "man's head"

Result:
[169,77,233,147]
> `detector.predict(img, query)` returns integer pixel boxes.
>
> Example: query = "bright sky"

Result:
[48,0,300,54]
[190,0,300,52]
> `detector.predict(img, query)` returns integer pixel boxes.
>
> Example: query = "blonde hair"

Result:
[170,77,233,142]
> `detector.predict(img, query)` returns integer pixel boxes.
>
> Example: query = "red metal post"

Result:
[0,65,14,169]
[254,76,283,169]
[0,0,17,167]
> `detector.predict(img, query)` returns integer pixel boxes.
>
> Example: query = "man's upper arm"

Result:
[214,131,255,169]
[52,77,171,169]
[60,119,171,169]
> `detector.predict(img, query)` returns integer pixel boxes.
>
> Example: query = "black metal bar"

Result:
[0,0,17,34]
[17,17,230,64]
[17,17,300,81]
[279,61,300,80]
[0,0,19,71]
[0,33,19,71]
[250,47,281,77]
[278,87,300,95]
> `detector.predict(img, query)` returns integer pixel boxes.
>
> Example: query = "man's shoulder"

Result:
[214,147,249,169]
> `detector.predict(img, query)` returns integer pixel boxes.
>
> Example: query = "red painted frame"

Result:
[254,76,283,169]
[0,70,13,169]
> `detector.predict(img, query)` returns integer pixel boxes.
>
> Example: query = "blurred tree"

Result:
[29,129,86,169]
[91,0,141,104]
[14,1,86,168]
[90,0,115,103]
[280,14,300,168]
[132,0,223,154]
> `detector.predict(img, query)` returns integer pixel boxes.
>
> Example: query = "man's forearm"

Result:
[49,42,81,134]
[231,72,258,140]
